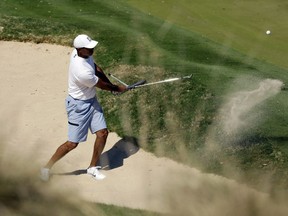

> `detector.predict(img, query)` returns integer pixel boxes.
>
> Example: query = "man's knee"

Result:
[65,141,78,151]
[96,128,108,139]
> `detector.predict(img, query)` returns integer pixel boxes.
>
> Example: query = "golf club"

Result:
[108,73,147,92]
[127,80,147,90]
[108,73,192,92]
[134,74,192,88]
[108,73,128,87]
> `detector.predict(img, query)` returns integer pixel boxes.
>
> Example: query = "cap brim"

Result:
[84,40,98,49]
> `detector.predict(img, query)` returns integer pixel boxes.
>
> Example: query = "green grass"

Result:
[96,203,162,216]
[0,0,288,197]
[126,0,288,69]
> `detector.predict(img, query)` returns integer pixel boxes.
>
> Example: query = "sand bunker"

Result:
[0,41,287,215]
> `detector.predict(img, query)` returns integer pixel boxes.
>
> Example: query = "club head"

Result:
[183,74,192,79]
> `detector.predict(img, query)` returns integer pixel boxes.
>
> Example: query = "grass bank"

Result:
[126,0,288,69]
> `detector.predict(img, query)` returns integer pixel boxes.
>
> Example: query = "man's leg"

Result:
[44,141,78,169]
[40,141,78,181]
[89,128,108,167]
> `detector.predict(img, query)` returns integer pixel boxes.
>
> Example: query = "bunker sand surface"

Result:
[0,41,287,215]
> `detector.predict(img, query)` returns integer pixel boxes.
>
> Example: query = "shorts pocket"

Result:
[65,97,76,116]
[68,121,79,126]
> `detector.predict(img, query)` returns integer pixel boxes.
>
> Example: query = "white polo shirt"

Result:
[68,49,99,100]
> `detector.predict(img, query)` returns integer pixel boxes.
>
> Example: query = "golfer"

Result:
[40,34,127,181]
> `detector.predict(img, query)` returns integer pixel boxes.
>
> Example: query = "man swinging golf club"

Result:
[40,34,127,181]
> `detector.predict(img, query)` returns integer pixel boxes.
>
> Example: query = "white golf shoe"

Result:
[87,166,106,180]
[40,168,50,182]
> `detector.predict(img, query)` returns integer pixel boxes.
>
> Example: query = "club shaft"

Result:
[108,73,128,86]
[136,78,181,88]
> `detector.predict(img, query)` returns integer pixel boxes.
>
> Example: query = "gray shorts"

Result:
[65,95,107,143]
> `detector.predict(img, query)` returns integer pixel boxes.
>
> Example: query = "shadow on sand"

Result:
[53,136,140,176]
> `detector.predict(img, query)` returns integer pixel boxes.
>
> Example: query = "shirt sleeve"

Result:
[78,69,99,88]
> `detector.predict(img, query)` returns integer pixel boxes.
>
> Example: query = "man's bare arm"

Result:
[95,78,127,92]
[94,64,113,84]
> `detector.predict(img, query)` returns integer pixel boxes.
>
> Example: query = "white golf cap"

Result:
[73,34,98,49]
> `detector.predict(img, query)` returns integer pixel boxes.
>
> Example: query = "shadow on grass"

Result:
[53,136,140,176]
